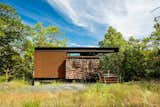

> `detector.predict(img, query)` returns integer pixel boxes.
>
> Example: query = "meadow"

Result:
[0,80,159,107]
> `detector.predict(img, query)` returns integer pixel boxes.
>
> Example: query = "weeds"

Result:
[0,81,159,107]
[23,100,40,107]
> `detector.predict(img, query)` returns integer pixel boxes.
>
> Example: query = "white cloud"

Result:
[68,42,81,47]
[68,42,97,47]
[47,0,160,39]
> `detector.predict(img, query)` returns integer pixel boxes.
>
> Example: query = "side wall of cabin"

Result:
[34,51,66,79]
[66,57,100,79]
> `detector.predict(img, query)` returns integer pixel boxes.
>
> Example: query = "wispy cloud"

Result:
[68,42,98,47]
[17,6,83,35]
[68,42,81,47]
[47,0,160,39]
[17,6,57,25]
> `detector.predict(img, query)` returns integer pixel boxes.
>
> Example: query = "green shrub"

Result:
[23,100,40,107]
[0,76,6,83]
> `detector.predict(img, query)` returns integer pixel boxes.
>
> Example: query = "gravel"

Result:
[11,83,86,93]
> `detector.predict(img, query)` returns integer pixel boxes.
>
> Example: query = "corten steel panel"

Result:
[34,51,66,78]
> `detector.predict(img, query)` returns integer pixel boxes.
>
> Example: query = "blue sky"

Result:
[1,0,160,47]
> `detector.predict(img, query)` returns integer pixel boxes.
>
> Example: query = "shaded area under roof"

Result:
[35,47,119,53]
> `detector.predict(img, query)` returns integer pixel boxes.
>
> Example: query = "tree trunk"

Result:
[5,68,10,82]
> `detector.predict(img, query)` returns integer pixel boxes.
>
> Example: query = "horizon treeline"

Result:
[99,26,159,81]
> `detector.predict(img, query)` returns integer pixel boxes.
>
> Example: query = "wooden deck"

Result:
[98,73,119,84]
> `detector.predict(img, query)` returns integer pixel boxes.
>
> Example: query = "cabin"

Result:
[33,47,119,83]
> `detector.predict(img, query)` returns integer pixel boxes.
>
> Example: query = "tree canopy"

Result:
[99,25,160,81]
[0,3,67,81]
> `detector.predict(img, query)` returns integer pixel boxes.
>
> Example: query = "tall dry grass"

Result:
[0,80,159,107]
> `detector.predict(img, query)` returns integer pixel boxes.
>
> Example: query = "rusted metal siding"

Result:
[34,51,66,78]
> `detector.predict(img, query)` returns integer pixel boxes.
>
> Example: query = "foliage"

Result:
[0,76,5,83]
[99,26,160,81]
[0,3,67,81]
[122,46,146,81]
[32,22,67,47]
[23,100,40,107]
[0,3,26,81]
[99,27,126,76]
[151,21,160,48]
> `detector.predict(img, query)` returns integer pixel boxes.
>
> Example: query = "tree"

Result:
[99,27,126,50]
[99,27,155,81]
[0,3,68,82]
[0,3,26,81]
[144,18,160,79]
[122,37,146,81]
[99,27,127,78]
[151,20,160,48]
[32,22,67,47]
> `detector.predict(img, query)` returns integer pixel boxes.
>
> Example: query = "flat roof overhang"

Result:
[35,47,119,53]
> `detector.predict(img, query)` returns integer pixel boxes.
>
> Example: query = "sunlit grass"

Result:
[0,81,159,107]
[0,80,28,93]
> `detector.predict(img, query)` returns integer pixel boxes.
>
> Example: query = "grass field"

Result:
[0,80,160,107]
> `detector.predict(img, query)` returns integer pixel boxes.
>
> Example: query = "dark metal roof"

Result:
[35,47,119,53]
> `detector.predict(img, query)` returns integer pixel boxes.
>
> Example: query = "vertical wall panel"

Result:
[34,51,66,78]
[66,57,100,79]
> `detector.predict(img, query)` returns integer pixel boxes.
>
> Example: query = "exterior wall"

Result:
[34,51,66,78]
[65,56,100,79]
